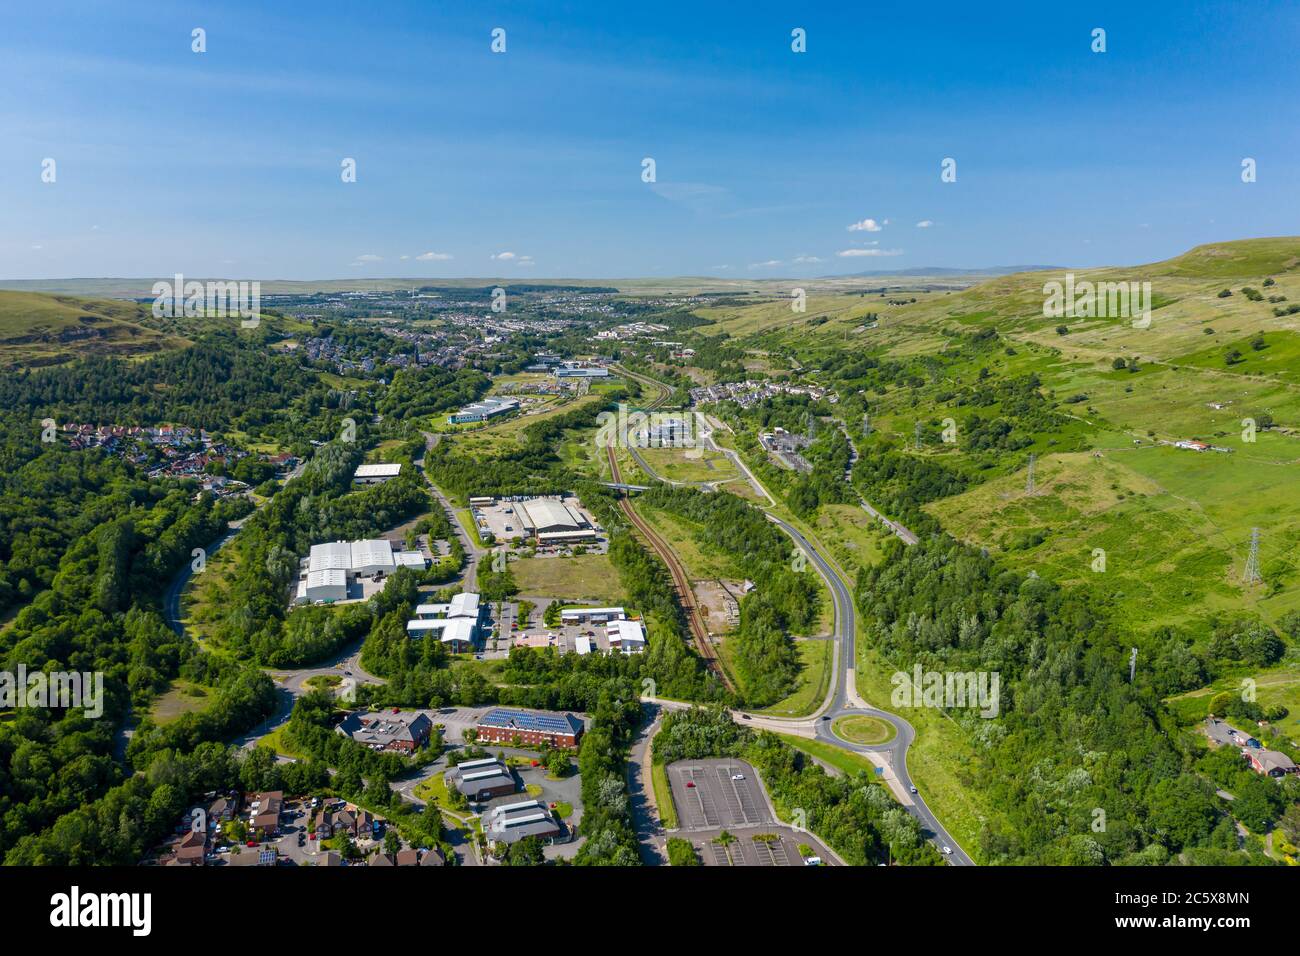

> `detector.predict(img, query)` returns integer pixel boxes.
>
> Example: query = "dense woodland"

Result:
[855,535,1294,865]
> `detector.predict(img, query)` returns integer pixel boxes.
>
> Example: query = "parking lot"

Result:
[668,758,771,830]
[679,826,836,866]
[666,758,838,866]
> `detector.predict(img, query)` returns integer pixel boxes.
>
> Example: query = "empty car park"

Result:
[665,758,838,866]
[668,758,769,830]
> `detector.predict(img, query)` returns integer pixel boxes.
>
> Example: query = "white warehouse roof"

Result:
[354,462,402,479]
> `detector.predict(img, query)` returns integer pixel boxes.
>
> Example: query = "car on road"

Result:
[909,786,917,794]
[941,846,953,855]
[730,773,745,781]
[820,715,830,720]
[741,714,752,720]
[246,840,258,847]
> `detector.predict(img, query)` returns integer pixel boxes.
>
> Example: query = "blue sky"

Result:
[1,0,1297,279]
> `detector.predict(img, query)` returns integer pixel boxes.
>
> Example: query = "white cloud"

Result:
[491,251,516,261]
[836,248,903,258]
[793,255,822,263]
[915,220,933,228]
[847,218,884,232]
[355,253,382,262]
[748,260,783,269]
[416,251,453,261]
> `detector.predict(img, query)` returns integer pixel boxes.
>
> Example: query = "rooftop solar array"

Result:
[479,708,579,733]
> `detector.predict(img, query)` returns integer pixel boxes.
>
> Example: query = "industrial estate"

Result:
[0,6,1294,941]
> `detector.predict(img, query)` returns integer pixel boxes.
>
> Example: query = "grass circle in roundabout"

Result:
[831,714,896,746]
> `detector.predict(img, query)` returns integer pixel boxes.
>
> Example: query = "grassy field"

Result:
[813,503,887,577]
[651,759,678,829]
[0,290,190,367]
[440,388,610,456]
[832,714,897,745]
[509,553,626,604]
[1165,669,1300,743]
[637,446,740,484]
[853,648,989,859]
[147,679,214,725]
[757,639,832,717]
[775,733,881,778]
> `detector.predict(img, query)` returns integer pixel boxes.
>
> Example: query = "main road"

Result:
[610,368,973,864]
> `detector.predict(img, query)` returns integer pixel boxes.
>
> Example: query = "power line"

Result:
[1244,527,1262,586]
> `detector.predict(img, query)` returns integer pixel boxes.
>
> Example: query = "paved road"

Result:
[419,431,486,589]
[766,516,973,865]
[612,372,972,864]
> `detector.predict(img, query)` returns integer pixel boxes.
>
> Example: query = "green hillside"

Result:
[0,291,190,367]
[685,235,1300,658]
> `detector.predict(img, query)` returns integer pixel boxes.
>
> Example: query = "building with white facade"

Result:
[295,538,428,603]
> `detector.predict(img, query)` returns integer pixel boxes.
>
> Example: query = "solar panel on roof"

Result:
[481,708,574,732]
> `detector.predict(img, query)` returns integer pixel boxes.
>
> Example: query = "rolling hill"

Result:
[0,291,190,367]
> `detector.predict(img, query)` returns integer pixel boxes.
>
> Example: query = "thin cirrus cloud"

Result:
[349,253,382,266]
[416,251,453,261]
[847,218,887,232]
[792,255,822,263]
[747,259,782,269]
[915,220,934,228]
[836,248,903,257]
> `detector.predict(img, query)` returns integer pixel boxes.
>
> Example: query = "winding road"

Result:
[611,367,973,864]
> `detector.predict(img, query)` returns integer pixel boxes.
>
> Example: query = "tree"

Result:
[504,835,545,866]
[1208,692,1234,718]
[1111,357,1127,371]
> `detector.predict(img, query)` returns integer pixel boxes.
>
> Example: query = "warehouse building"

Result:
[406,591,483,652]
[353,462,402,484]
[607,618,647,655]
[473,494,604,546]
[485,799,563,845]
[448,396,520,424]
[553,365,609,379]
[476,708,585,749]
[445,757,518,802]
[561,606,626,625]
[295,538,428,603]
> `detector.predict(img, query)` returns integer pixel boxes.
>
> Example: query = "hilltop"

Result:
[683,236,1300,647]
[0,291,191,368]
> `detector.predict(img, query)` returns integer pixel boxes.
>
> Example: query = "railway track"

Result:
[604,372,733,690]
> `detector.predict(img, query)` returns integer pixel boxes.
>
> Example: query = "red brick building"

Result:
[475,708,584,749]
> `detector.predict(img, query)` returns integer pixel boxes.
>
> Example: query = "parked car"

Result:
[731,773,745,781]
[685,781,695,788]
